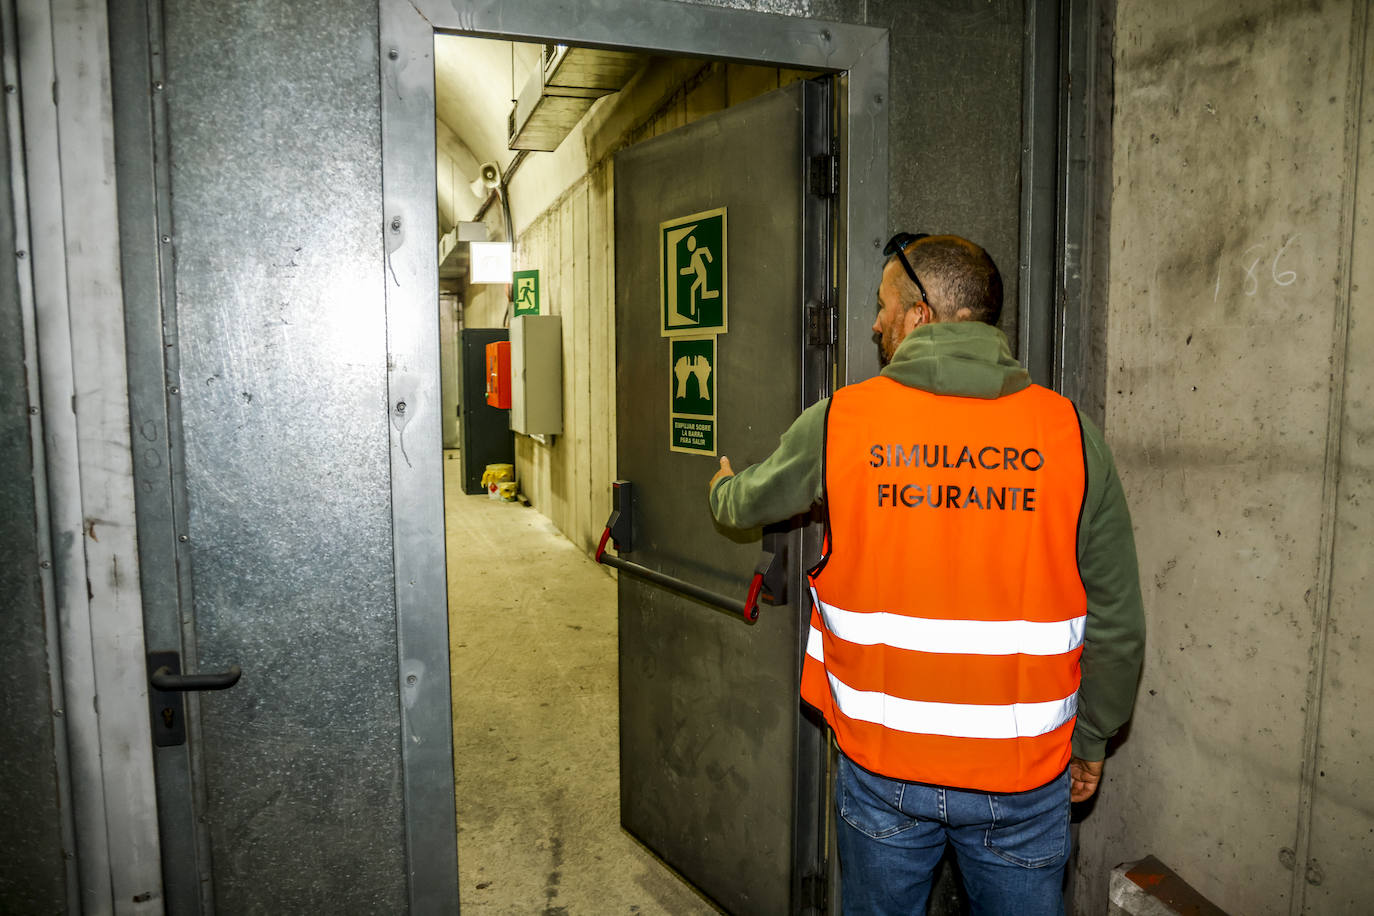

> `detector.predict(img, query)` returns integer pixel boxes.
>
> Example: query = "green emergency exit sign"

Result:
[513,269,540,316]
[660,208,726,337]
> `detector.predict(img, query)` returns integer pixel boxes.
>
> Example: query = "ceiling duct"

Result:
[508,44,644,152]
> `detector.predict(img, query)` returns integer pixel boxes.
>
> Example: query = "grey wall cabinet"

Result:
[510,315,563,436]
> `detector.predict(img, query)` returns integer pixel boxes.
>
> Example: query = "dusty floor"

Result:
[444,452,721,915]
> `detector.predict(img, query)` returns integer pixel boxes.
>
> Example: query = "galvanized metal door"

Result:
[108,0,459,912]
[613,79,833,915]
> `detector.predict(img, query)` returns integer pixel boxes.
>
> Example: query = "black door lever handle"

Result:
[150,664,242,692]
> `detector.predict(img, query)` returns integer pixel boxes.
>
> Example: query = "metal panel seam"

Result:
[144,0,217,902]
[108,0,216,908]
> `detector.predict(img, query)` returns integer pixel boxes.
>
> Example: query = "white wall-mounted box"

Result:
[509,314,563,436]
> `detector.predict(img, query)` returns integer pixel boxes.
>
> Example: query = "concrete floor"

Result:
[444,452,721,915]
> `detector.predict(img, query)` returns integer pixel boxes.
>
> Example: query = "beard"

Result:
[876,324,902,367]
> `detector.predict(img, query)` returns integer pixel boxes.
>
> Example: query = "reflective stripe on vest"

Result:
[803,377,1087,792]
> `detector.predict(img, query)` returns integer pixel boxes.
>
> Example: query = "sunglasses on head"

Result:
[883,232,931,303]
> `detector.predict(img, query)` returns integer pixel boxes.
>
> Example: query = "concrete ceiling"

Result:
[434,35,544,183]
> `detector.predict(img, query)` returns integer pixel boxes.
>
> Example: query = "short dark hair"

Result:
[896,235,1003,325]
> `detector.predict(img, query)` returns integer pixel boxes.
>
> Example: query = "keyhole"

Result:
[162,707,175,729]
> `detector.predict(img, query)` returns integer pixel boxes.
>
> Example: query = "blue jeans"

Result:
[835,753,1071,915]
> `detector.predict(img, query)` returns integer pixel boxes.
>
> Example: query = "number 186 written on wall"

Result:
[1214,234,1301,302]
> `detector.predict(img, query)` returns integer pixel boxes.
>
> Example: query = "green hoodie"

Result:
[709,321,1144,761]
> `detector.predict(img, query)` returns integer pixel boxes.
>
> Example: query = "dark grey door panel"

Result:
[614,79,832,915]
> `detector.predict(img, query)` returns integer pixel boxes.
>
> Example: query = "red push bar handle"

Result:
[595,525,612,564]
[596,522,764,622]
[743,572,765,622]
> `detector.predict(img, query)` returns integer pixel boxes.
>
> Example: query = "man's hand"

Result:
[1069,757,1104,802]
[709,456,735,492]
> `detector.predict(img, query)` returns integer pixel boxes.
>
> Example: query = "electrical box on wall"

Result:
[510,315,563,436]
[485,340,511,409]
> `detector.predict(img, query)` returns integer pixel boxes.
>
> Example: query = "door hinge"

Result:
[808,153,837,198]
[806,300,837,348]
[801,872,828,912]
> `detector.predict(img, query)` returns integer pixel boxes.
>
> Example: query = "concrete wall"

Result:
[1075,2,1374,913]
[511,169,613,554]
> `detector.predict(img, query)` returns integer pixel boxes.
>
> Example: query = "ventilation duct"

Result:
[508,44,644,152]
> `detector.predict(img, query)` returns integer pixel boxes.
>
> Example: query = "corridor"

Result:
[443,452,721,914]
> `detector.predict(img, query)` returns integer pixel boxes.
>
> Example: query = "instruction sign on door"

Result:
[660,208,726,336]
[669,336,716,454]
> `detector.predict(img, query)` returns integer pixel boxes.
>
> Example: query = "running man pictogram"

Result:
[660,208,726,335]
[678,236,720,320]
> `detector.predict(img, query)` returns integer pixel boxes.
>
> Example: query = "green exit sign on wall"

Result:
[513,269,540,316]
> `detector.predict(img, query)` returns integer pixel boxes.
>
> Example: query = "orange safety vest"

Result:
[802,376,1087,793]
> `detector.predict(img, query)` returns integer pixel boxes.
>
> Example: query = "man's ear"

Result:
[902,302,925,334]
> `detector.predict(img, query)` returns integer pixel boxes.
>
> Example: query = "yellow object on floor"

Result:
[482,463,515,499]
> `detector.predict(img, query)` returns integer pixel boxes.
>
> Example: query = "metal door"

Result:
[459,328,516,494]
[613,79,834,915]
[107,0,459,911]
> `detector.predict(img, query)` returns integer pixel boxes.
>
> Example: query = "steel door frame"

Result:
[381,1,887,909]
[105,1,221,911]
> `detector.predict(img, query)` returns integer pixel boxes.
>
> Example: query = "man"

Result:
[707,234,1144,914]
